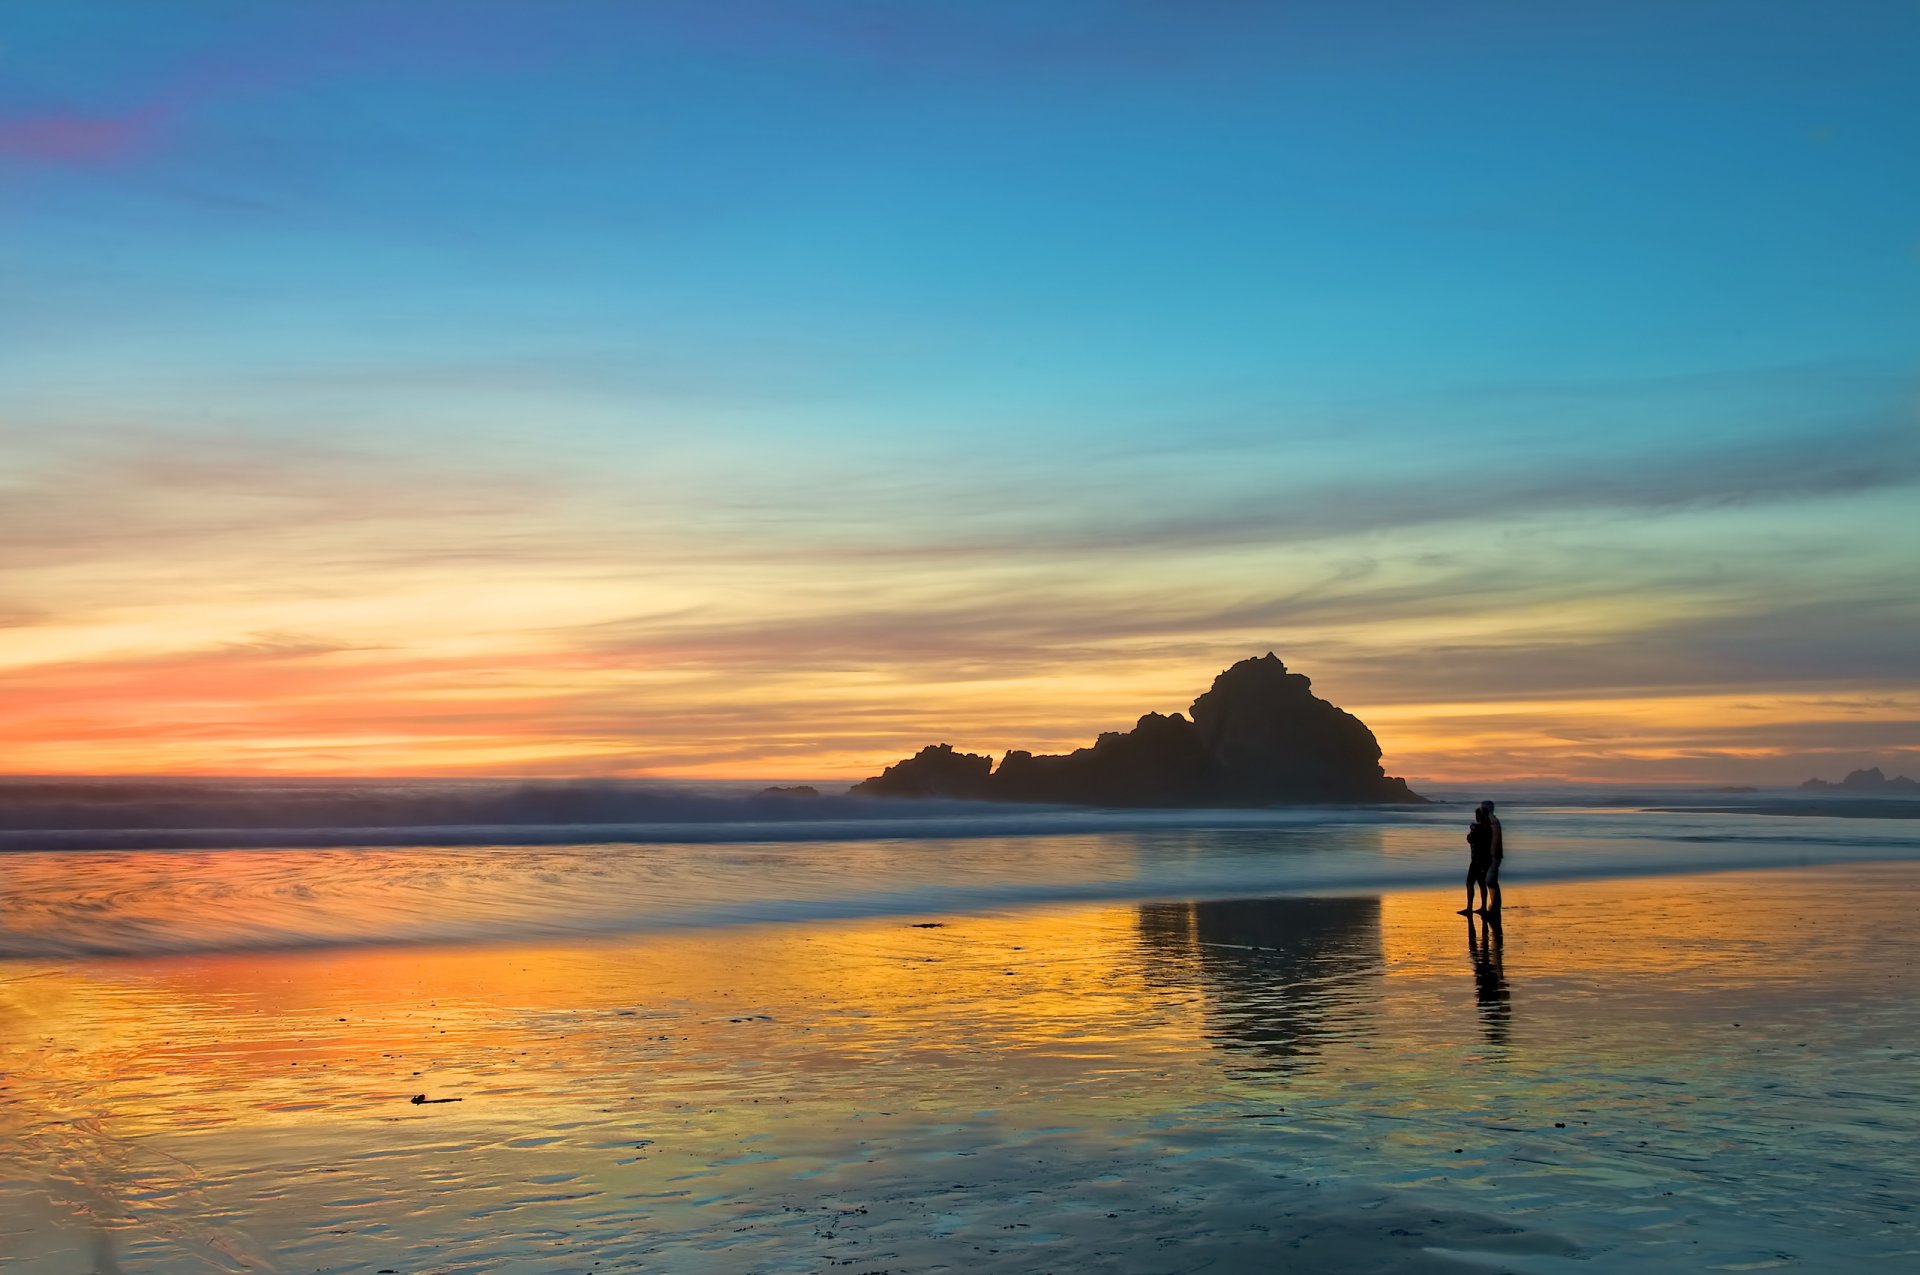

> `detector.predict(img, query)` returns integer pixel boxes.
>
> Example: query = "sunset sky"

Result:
[4,1,1917,784]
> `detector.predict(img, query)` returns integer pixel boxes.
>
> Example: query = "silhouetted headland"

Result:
[851,654,1424,806]
[1800,767,1919,794]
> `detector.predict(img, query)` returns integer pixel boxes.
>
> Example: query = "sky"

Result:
[3,1,1917,785]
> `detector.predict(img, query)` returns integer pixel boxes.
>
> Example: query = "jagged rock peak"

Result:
[855,743,995,800]
[850,656,1423,807]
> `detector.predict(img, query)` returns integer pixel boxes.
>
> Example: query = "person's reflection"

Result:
[1467,910,1510,1046]
[1137,897,1382,1071]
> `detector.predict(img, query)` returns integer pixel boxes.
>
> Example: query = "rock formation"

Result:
[1799,767,1919,794]
[854,744,995,800]
[851,654,1424,806]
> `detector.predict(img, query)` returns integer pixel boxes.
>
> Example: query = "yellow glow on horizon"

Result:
[4,500,1909,784]
[5,651,1913,781]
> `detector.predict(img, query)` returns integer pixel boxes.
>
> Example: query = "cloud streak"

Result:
[3,404,1915,784]
[756,417,1920,564]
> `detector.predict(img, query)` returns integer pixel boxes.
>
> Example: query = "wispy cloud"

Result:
[0,103,177,165]
[0,425,566,575]
[3,402,1915,781]
[760,416,1920,563]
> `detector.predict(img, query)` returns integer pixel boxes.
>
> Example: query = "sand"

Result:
[3,864,1917,1272]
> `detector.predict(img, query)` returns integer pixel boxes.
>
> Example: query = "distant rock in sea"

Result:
[1799,767,1919,794]
[851,654,1424,806]
[754,785,822,799]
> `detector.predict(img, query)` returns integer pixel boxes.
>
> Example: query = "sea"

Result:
[2,776,1915,959]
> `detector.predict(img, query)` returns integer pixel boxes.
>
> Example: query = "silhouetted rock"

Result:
[994,712,1220,806]
[1800,767,1919,793]
[851,654,1424,806]
[852,744,995,799]
[1190,654,1421,804]
[754,785,821,799]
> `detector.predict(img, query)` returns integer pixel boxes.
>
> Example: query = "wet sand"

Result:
[4,864,1917,1272]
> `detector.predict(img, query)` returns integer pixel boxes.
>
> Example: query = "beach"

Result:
[4,809,1917,1273]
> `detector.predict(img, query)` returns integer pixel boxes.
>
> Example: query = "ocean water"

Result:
[4,782,1920,1272]
[1,779,1915,958]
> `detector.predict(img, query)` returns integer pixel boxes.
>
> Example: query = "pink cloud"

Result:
[0,108,157,164]
[0,101,176,166]
[0,2,593,174]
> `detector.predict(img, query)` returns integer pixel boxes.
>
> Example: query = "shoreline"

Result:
[5,835,1919,963]
[10,799,1920,854]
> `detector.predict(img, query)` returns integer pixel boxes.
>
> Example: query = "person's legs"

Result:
[1462,863,1485,914]
[1486,865,1502,913]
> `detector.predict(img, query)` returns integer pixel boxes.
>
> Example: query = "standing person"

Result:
[1460,802,1496,915]
[1482,800,1504,914]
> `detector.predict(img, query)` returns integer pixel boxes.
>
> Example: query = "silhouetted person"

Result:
[1467,909,1509,1046]
[1460,801,1502,914]
[1483,800,1504,912]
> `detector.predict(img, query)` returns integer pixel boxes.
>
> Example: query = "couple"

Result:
[1459,801,1502,916]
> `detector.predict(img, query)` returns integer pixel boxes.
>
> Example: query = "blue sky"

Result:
[2,2,1916,781]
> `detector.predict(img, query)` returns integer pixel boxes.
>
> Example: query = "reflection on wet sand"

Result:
[1467,911,1510,1046]
[5,867,1919,1273]
[1136,897,1382,1070]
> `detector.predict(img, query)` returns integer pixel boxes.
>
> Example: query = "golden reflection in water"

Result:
[5,865,1919,1273]
[6,867,1908,1147]
[1378,869,1896,992]
[1134,897,1383,1070]
[1,907,1216,1145]
[5,906,1244,1269]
